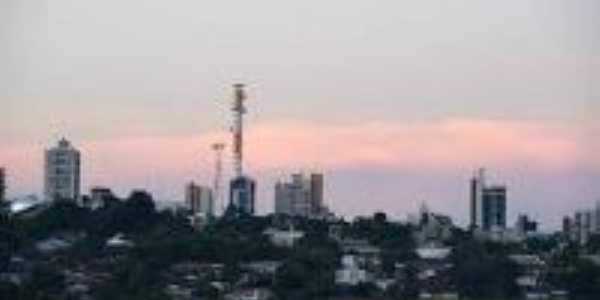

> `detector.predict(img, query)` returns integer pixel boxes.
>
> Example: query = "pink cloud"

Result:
[1,119,596,197]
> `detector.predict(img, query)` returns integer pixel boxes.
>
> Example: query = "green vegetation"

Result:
[1,201,599,299]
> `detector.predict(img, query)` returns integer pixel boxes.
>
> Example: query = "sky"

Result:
[1,0,599,229]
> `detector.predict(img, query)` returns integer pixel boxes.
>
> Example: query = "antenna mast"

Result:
[232,84,247,178]
[212,143,226,215]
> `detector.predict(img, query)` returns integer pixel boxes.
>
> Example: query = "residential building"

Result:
[335,255,372,286]
[274,172,325,218]
[185,182,214,217]
[469,168,507,232]
[414,245,457,299]
[509,255,548,298]
[263,226,305,248]
[44,138,81,202]
[83,187,115,210]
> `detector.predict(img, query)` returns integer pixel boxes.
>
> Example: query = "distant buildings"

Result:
[44,138,81,202]
[414,204,454,246]
[274,173,325,218]
[469,168,507,232]
[263,226,305,248]
[185,182,214,217]
[515,214,538,236]
[563,207,598,246]
[82,187,116,210]
[0,167,5,203]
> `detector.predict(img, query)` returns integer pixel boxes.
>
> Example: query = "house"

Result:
[414,245,457,299]
[224,288,274,300]
[508,254,549,299]
[335,254,372,286]
[263,226,305,248]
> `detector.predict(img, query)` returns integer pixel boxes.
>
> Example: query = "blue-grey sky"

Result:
[2,0,599,228]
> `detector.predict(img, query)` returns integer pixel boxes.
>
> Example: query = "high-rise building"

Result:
[469,168,485,229]
[44,138,81,202]
[0,167,5,203]
[185,182,214,217]
[469,169,507,232]
[229,176,256,215]
[275,173,325,218]
[482,186,507,231]
[310,173,324,215]
[573,210,594,246]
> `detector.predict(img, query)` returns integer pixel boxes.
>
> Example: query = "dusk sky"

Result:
[2,1,599,228]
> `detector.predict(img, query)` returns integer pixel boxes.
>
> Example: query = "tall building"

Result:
[229,176,256,215]
[0,167,5,203]
[186,182,214,217]
[573,210,594,246]
[469,168,485,229]
[482,186,507,231]
[469,169,507,231]
[275,173,325,218]
[310,173,324,215]
[44,138,81,202]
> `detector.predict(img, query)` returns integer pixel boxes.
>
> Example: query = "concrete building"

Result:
[229,176,256,215]
[516,214,538,236]
[185,182,214,217]
[469,168,507,232]
[274,173,325,218]
[482,186,507,231]
[44,138,81,202]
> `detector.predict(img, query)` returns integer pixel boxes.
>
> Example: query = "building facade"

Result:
[469,168,507,232]
[274,173,324,218]
[44,138,81,202]
[482,186,507,231]
[185,182,214,217]
[229,176,256,215]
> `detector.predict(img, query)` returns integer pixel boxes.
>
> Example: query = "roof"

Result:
[581,255,600,266]
[509,255,545,266]
[416,247,452,260]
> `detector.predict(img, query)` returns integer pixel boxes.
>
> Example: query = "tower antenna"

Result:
[211,142,226,215]
[232,83,247,177]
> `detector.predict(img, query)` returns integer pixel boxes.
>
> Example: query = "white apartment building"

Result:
[44,138,81,202]
[185,182,214,217]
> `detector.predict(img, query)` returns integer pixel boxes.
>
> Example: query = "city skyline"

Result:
[2,1,599,228]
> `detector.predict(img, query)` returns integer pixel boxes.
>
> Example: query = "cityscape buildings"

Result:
[274,173,325,218]
[185,182,214,217]
[44,138,81,202]
[469,168,507,232]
